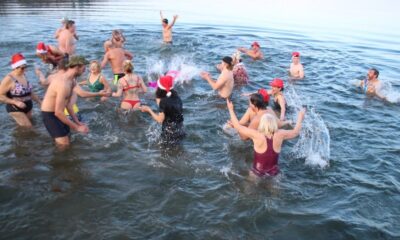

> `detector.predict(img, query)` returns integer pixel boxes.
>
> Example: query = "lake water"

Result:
[0,0,399,239]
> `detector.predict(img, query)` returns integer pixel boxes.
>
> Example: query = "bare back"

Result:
[58,30,76,55]
[41,76,73,112]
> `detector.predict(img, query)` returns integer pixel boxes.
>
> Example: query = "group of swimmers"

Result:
[0,13,383,179]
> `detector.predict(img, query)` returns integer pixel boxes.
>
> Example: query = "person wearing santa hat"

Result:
[140,74,185,144]
[289,51,304,79]
[238,41,264,61]
[35,42,66,68]
[0,53,41,127]
[200,56,234,99]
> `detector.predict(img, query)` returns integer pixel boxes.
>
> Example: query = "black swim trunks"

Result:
[6,100,33,114]
[113,73,125,85]
[42,111,70,138]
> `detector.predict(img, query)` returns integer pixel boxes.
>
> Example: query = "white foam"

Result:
[377,81,400,103]
[285,85,331,169]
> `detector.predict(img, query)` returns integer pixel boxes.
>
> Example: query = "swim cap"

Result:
[270,78,284,89]
[222,56,233,65]
[11,53,27,69]
[36,42,48,55]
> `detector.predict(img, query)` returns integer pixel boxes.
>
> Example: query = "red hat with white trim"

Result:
[36,42,48,55]
[269,78,284,89]
[157,75,174,97]
[11,53,27,69]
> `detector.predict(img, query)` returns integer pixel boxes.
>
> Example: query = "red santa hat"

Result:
[11,53,27,69]
[36,42,48,55]
[157,75,174,97]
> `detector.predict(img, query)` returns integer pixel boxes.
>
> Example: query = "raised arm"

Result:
[169,15,178,29]
[160,11,164,22]
[227,99,262,141]
[278,108,306,140]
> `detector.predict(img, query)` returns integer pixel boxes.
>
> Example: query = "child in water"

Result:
[140,74,185,144]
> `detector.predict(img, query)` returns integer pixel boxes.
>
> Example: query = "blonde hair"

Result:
[258,113,278,136]
[90,60,101,73]
[123,60,134,73]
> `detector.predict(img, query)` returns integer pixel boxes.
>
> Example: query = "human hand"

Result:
[34,67,41,77]
[76,124,89,134]
[226,98,234,110]
[99,90,110,97]
[227,120,233,128]
[14,101,26,109]
[173,15,178,19]
[200,71,210,80]
[140,105,150,113]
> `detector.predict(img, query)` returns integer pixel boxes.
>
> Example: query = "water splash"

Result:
[377,81,400,103]
[285,85,330,169]
[145,55,201,85]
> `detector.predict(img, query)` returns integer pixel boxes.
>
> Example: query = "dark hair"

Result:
[222,56,233,71]
[250,93,267,109]
[370,68,379,78]
[163,18,168,24]
[58,57,68,71]
[156,88,178,98]
[66,20,75,29]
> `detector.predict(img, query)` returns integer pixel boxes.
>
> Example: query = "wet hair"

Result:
[222,56,233,71]
[156,88,178,99]
[66,20,75,29]
[163,18,168,24]
[250,93,267,109]
[370,68,379,78]
[123,60,134,73]
[258,113,278,136]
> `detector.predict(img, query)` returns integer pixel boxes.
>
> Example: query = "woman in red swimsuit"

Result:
[112,60,147,110]
[227,99,306,180]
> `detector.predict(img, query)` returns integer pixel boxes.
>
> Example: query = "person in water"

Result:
[359,68,383,98]
[104,29,126,52]
[140,75,185,143]
[57,20,77,56]
[0,53,41,127]
[266,78,287,121]
[217,51,249,85]
[238,41,264,61]
[101,44,133,85]
[200,56,234,99]
[225,92,289,140]
[36,42,67,69]
[54,17,79,41]
[227,98,306,179]
[41,56,107,147]
[160,10,178,44]
[289,52,304,79]
[79,61,111,101]
[112,60,147,109]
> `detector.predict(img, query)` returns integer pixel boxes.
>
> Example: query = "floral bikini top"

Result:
[7,74,32,99]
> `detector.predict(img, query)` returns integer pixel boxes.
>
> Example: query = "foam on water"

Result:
[285,85,331,169]
[145,55,201,85]
[378,81,400,104]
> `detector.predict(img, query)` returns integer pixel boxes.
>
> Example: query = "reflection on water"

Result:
[0,0,400,239]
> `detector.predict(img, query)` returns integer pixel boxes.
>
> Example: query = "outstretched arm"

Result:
[160,11,164,22]
[200,71,227,90]
[279,108,306,140]
[227,99,261,141]
[169,15,178,29]
[141,105,165,124]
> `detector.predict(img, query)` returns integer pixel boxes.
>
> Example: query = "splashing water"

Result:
[145,55,201,85]
[377,81,400,103]
[285,85,331,169]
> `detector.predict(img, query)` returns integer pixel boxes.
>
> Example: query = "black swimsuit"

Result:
[5,74,33,114]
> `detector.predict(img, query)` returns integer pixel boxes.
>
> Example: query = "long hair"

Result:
[258,113,278,136]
